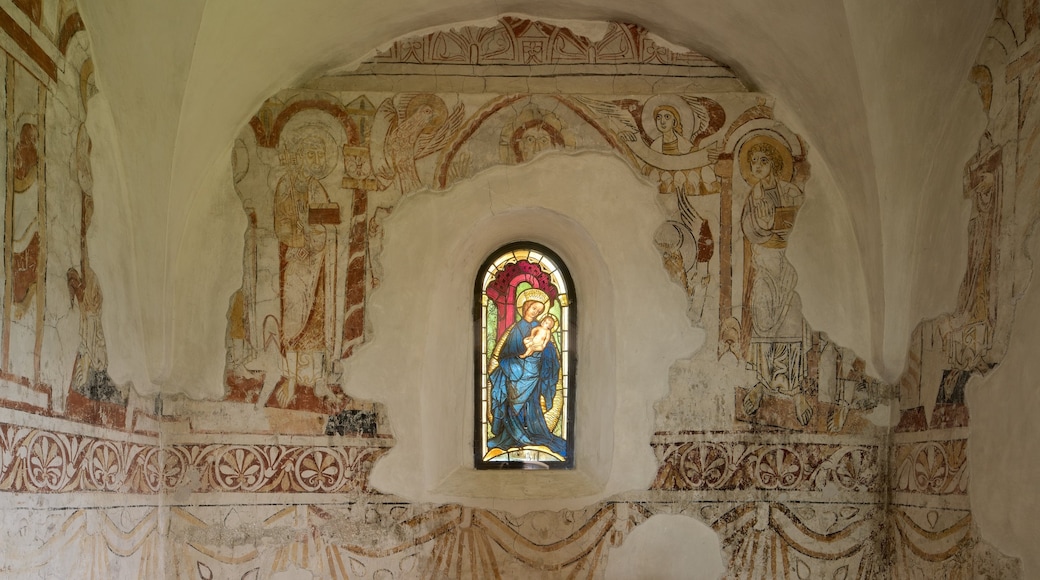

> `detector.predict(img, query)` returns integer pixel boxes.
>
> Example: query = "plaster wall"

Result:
[970,225,1040,574]
[844,0,994,375]
[357,154,697,506]
[1,2,1039,579]
[151,18,896,577]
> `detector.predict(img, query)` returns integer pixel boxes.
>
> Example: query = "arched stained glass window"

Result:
[475,243,575,469]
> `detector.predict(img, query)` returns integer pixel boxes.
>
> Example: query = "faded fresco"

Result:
[0,9,1035,580]
[0,1,166,576]
[0,0,140,427]
[883,6,1026,577]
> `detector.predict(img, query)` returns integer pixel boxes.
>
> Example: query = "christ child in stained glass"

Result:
[520,315,557,359]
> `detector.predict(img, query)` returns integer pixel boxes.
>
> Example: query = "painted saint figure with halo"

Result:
[738,135,812,426]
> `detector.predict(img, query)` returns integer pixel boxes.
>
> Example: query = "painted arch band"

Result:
[475,243,575,469]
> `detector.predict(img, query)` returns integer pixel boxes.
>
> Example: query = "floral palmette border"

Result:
[0,423,388,494]
[891,439,968,495]
[0,424,162,493]
[651,438,880,492]
[164,443,387,493]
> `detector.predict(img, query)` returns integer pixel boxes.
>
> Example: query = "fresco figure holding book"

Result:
[738,139,812,426]
[272,128,341,406]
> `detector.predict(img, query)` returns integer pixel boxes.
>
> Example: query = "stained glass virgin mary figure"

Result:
[476,243,575,469]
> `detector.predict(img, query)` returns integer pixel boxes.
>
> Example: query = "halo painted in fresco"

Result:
[475,243,575,469]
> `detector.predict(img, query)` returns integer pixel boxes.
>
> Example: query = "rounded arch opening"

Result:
[344,153,698,509]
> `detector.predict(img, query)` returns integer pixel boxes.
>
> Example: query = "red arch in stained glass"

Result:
[485,260,559,338]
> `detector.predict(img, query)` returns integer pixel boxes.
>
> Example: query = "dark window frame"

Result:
[473,241,576,470]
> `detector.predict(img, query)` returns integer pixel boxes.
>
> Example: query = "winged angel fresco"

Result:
[574,94,721,188]
[575,95,720,319]
[370,93,465,194]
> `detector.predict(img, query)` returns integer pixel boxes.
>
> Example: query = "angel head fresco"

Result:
[650,103,693,155]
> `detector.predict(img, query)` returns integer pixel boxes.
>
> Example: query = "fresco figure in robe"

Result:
[273,129,340,406]
[11,122,41,319]
[654,187,714,321]
[370,93,464,194]
[939,135,1001,372]
[486,289,567,459]
[66,127,121,404]
[739,138,812,426]
[574,94,723,199]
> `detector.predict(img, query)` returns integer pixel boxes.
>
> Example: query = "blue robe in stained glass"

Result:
[487,318,566,457]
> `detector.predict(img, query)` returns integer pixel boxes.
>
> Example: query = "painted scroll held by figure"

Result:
[575,94,724,195]
[737,137,813,427]
[486,289,567,461]
[265,127,343,408]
